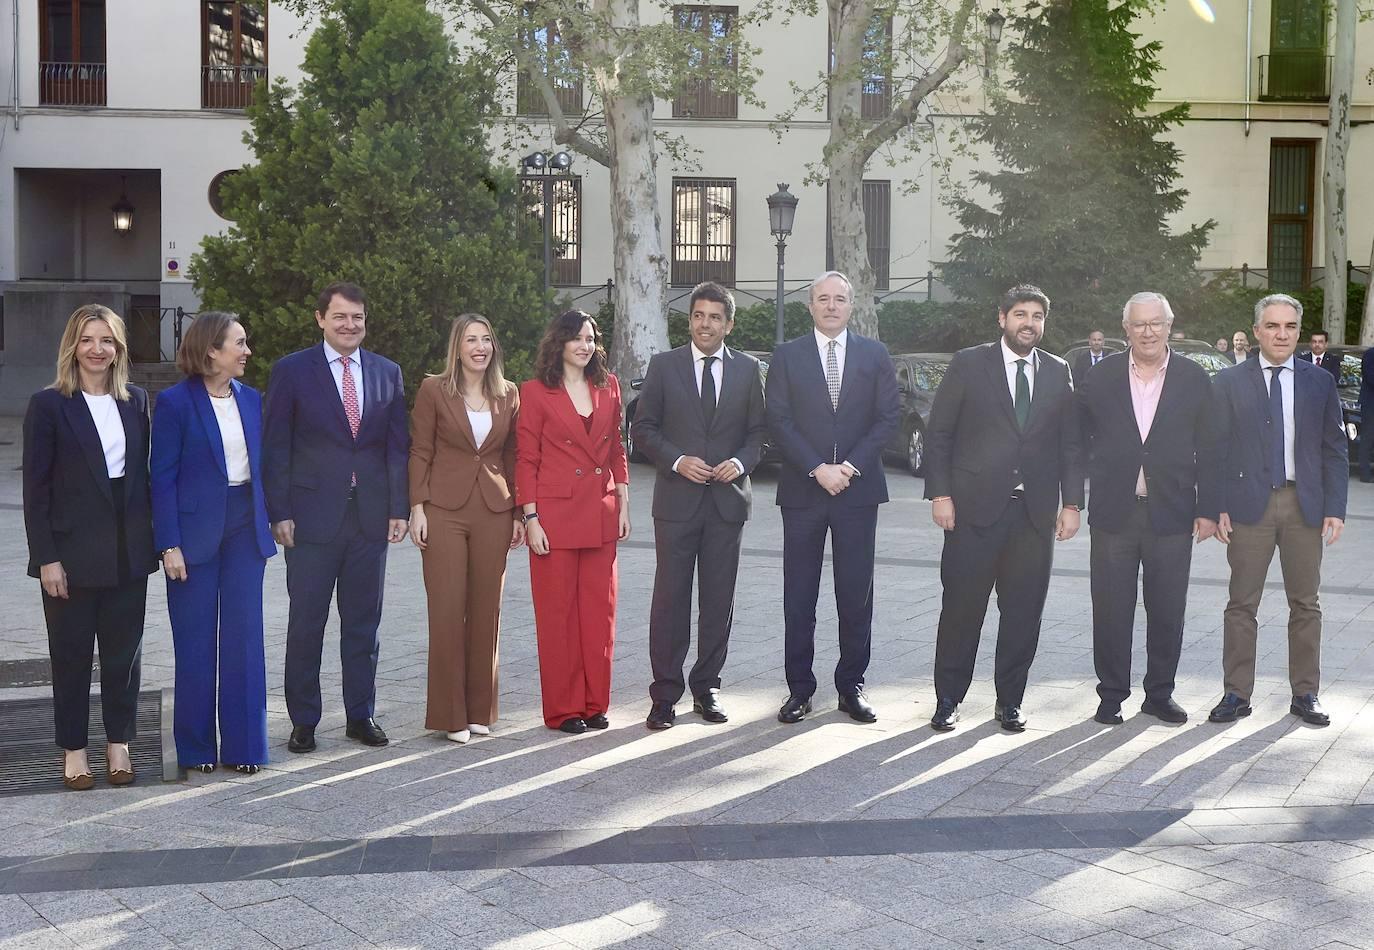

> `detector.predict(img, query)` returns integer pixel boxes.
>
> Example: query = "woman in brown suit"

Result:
[410,314,522,744]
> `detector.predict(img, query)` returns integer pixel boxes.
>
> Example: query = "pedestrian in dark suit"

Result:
[1298,330,1341,379]
[262,282,411,754]
[1206,293,1347,727]
[1361,346,1374,482]
[516,310,631,734]
[765,271,900,724]
[151,313,277,774]
[1079,293,1218,727]
[23,305,157,790]
[1072,329,1108,385]
[924,285,1085,733]
[631,282,768,730]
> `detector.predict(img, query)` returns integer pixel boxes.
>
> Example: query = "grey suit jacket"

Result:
[631,345,768,522]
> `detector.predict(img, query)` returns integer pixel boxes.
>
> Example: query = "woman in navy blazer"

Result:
[151,312,277,774]
[23,305,157,790]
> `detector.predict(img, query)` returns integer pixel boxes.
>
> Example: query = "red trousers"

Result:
[529,543,618,727]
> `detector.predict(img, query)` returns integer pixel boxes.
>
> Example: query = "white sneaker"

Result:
[469,724,490,736]
[445,730,470,744]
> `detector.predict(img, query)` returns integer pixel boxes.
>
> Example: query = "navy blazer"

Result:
[261,344,410,544]
[150,376,276,565]
[1362,347,1374,411]
[1205,356,1348,528]
[23,385,158,585]
[765,330,900,508]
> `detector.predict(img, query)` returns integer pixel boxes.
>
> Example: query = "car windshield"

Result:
[1176,349,1232,376]
[916,360,948,390]
[1339,354,1362,389]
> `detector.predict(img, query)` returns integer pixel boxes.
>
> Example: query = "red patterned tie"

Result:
[341,356,360,486]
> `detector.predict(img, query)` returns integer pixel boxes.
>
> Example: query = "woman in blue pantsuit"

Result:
[151,312,276,774]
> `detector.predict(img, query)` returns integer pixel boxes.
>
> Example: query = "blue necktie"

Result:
[1268,365,1286,489]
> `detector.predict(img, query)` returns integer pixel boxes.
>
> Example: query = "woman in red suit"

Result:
[517,310,630,734]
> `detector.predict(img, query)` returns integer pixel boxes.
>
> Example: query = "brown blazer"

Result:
[409,375,519,512]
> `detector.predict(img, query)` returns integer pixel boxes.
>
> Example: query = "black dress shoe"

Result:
[777,695,812,724]
[585,713,609,730]
[930,698,960,731]
[995,704,1027,732]
[345,718,389,746]
[693,691,728,723]
[1361,475,1374,483]
[1290,693,1330,726]
[1208,692,1252,722]
[838,688,877,723]
[1094,703,1123,726]
[646,702,676,730]
[557,717,587,734]
[287,725,316,753]
[1141,696,1188,724]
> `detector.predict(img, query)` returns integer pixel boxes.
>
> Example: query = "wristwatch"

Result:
[522,512,540,523]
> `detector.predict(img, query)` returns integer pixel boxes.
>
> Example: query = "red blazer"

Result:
[516,375,629,549]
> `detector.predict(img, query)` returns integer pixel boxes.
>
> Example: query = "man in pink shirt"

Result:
[1077,292,1219,726]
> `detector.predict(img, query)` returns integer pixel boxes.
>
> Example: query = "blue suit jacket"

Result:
[261,344,410,544]
[151,376,276,565]
[765,330,900,508]
[1206,356,1348,528]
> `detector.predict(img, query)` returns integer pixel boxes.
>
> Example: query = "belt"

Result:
[1010,489,1025,500]
[1135,494,1149,503]
[1273,480,1297,490]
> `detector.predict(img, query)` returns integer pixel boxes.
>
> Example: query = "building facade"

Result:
[1,1,1371,408]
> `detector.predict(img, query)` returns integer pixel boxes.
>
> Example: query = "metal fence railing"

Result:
[39,61,107,106]
[202,65,267,110]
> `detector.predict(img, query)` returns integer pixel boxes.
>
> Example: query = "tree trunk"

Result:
[1362,231,1374,346]
[826,0,880,338]
[1322,0,1356,343]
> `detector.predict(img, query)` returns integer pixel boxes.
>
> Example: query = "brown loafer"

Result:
[63,771,95,791]
[107,767,135,787]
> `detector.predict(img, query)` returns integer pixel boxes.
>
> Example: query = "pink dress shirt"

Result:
[1129,350,1169,496]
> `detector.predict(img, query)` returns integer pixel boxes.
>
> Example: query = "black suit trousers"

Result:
[648,493,744,704]
[781,498,878,697]
[934,496,1051,705]
[1090,503,1193,707]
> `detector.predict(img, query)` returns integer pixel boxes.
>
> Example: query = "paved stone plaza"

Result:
[1,412,1373,949]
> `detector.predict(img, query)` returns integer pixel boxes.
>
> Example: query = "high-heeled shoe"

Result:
[63,750,93,791]
[445,729,470,744]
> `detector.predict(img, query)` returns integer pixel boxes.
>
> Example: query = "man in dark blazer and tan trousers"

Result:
[1078,292,1218,727]
[632,282,768,729]
[925,285,1084,732]
[1205,293,1347,727]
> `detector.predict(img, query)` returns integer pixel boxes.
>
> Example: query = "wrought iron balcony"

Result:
[1258,53,1333,102]
[39,61,107,106]
[202,64,268,110]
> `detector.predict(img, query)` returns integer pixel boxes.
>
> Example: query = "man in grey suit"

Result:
[632,282,768,729]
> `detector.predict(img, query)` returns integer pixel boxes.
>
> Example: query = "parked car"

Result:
[1335,347,1365,461]
[884,353,951,475]
[623,349,776,465]
[1061,337,1232,379]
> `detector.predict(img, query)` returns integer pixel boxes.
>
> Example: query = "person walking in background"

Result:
[263,282,410,754]
[631,281,768,730]
[409,315,523,745]
[1072,329,1108,384]
[23,305,157,790]
[1215,338,1234,363]
[1078,293,1217,727]
[1298,330,1340,379]
[924,285,1084,733]
[517,311,630,735]
[1206,294,1347,727]
[151,312,276,775]
[1232,331,1254,361]
[765,271,900,725]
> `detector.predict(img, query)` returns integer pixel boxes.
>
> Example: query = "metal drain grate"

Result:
[0,690,171,796]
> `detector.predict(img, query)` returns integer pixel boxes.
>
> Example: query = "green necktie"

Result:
[1014,358,1030,430]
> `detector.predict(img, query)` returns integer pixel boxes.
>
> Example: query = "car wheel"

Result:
[907,426,925,476]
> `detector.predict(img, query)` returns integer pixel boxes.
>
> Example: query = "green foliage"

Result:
[941,0,1215,342]
[191,0,545,394]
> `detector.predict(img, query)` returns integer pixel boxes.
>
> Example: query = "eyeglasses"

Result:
[1126,321,1167,334]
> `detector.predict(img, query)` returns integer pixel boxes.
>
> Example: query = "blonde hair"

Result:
[51,304,132,400]
[433,313,512,401]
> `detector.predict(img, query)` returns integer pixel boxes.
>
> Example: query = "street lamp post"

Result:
[766,183,798,346]
[523,150,573,309]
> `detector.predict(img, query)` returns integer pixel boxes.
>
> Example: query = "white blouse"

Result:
[210,393,251,485]
[467,409,492,449]
[81,392,126,478]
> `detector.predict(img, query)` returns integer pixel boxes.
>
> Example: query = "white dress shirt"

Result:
[1001,338,1037,402]
[671,343,742,477]
[1258,353,1297,481]
[322,341,364,418]
[467,408,492,449]
[815,327,849,383]
[210,392,251,485]
[81,391,126,478]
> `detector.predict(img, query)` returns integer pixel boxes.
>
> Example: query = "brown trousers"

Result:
[421,495,513,731]
[1223,487,1323,699]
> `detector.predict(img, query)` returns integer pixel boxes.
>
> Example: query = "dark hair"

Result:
[999,284,1051,316]
[689,281,736,321]
[534,309,609,388]
[1310,329,1329,341]
[316,281,366,315]
[176,311,239,378]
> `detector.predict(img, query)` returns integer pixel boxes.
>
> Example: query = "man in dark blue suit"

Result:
[765,271,900,723]
[263,282,411,752]
[1361,346,1374,482]
[1205,294,1347,727]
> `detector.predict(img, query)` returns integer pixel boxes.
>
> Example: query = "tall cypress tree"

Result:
[942,0,1214,341]
[192,0,544,389]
